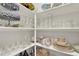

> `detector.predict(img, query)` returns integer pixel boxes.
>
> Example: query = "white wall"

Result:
[36,30,79,45]
[0,29,34,48]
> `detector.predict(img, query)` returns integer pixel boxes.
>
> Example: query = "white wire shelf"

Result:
[0,27,35,30]
[36,28,79,30]
[36,43,79,56]
[9,43,35,56]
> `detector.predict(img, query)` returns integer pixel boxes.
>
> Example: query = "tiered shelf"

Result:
[0,3,79,56]
[35,3,79,56]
